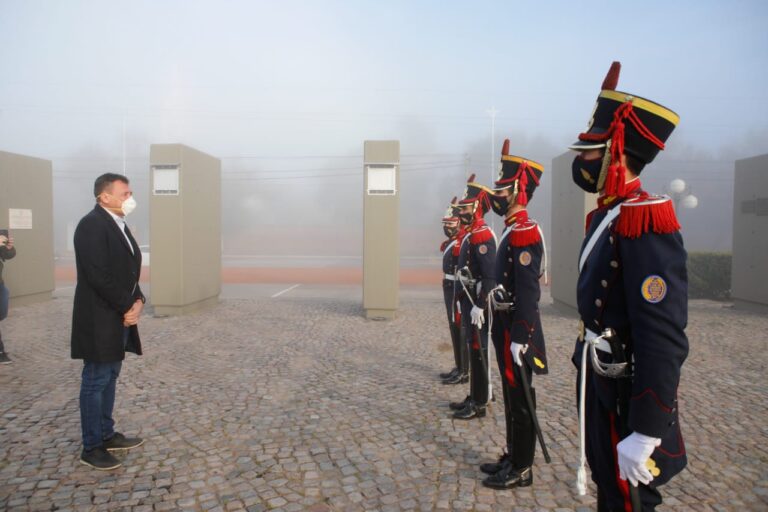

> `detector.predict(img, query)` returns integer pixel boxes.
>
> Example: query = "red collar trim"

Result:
[597,179,642,209]
[505,208,528,226]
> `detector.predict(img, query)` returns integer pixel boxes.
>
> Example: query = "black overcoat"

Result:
[71,205,144,362]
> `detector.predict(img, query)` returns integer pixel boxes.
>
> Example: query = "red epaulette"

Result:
[440,240,449,252]
[615,194,680,239]
[470,225,493,244]
[510,219,541,247]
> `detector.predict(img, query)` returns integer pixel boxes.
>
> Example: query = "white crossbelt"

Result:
[444,274,456,280]
[579,206,621,273]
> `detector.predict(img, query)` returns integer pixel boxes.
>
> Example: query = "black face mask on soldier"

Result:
[490,193,510,216]
[443,225,457,238]
[571,154,603,193]
[458,212,474,225]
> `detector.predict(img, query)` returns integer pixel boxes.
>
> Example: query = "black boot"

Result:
[449,395,471,411]
[452,401,486,420]
[482,465,533,489]
[480,452,511,475]
[442,372,468,385]
[440,367,459,380]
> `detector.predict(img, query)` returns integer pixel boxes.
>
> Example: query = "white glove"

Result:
[510,342,526,366]
[616,432,661,486]
[470,306,485,329]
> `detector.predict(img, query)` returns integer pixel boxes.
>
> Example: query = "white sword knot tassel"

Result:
[576,328,625,496]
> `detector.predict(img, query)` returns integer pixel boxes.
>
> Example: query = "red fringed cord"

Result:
[515,162,530,206]
[470,190,490,222]
[615,200,681,239]
[578,101,666,198]
[510,161,540,206]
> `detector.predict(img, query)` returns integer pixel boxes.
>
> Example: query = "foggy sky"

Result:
[1,0,767,259]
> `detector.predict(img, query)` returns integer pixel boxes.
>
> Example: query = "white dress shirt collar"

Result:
[99,205,134,254]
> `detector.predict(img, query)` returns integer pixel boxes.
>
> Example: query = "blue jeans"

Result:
[79,329,128,450]
[0,284,9,321]
[0,284,8,353]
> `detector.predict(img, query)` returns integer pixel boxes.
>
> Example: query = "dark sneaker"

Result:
[80,447,122,470]
[480,453,511,475]
[103,432,144,451]
[0,352,11,364]
[482,466,533,490]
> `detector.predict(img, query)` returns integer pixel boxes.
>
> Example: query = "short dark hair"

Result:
[94,173,129,198]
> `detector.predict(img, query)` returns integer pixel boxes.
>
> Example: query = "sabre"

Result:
[518,357,551,464]
[488,285,549,461]
[456,266,493,404]
[609,331,643,512]
[576,328,641,509]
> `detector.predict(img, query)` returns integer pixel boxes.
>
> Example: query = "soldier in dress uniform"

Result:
[439,197,469,385]
[480,140,548,489]
[569,62,688,511]
[450,175,497,420]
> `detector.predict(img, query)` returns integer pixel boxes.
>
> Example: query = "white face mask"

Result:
[121,195,137,216]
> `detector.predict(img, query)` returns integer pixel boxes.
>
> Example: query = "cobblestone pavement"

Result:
[0,287,766,511]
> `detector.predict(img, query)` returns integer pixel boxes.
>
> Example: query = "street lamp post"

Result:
[667,178,698,213]
[486,107,498,232]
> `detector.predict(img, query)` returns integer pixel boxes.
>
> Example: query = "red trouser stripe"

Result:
[472,331,480,350]
[609,412,633,512]
[503,329,516,387]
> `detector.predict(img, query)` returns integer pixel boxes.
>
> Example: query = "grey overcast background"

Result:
[1,0,767,261]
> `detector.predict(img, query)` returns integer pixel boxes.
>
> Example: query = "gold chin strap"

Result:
[596,139,612,191]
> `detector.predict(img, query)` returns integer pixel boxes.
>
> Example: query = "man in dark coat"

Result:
[0,231,16,364]
[72,173,146,470]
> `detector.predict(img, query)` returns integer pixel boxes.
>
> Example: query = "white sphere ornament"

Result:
[670,179,686,194]
[681,195,698,209]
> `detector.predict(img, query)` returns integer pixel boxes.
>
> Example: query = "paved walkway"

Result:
[0,286,766,511]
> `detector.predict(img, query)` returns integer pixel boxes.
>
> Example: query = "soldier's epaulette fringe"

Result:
[510,221,541,247]
[440,240,450,252]
[470,226,493,244]
[615,195,680,239]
